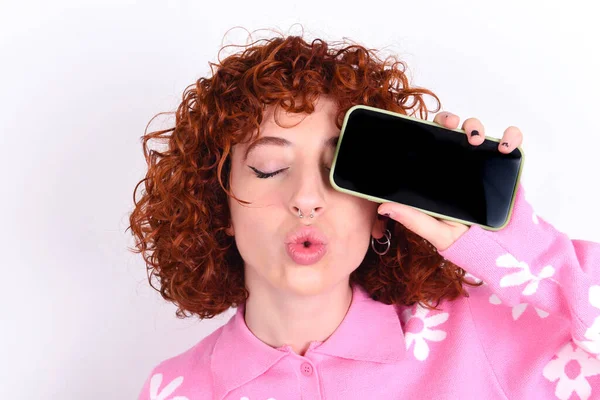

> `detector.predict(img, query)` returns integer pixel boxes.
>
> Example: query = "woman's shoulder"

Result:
[137,322,228,399]
[158,324,223,370]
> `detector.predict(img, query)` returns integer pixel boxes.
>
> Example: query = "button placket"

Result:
[300,361,314,377]
[290,355,321,399]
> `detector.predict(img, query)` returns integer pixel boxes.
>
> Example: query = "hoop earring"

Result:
[371,229,391,255]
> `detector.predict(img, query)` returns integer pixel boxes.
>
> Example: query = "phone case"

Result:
[329,104,526,232]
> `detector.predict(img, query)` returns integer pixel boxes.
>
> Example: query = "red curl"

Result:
[127,30,481,320]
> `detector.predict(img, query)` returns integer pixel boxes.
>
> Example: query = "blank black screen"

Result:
[331,107,523,229]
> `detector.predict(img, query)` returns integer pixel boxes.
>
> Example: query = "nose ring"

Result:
[298,209,315,218]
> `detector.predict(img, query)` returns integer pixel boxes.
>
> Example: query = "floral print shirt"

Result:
[138,184,600,400]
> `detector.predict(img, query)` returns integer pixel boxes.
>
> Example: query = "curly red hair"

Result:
[127,31,481,319]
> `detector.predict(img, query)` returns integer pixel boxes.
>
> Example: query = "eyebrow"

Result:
[243,135,339,162]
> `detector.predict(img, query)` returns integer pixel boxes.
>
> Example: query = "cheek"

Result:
[229,201,277,267]
[230,163,281,206]
[229,198,276,241]
[228,162,286,254]
[228,186,283,260]
[333,198,378,242]
[327,199,378,270]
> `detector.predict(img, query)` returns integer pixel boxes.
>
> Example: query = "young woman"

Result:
[128,34,600,400]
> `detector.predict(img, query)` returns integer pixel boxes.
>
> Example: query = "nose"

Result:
[289,166,326,220]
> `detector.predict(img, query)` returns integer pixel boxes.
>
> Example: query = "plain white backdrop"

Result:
[1,0,598,398]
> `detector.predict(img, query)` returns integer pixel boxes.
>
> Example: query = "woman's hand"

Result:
[376,112,524,252]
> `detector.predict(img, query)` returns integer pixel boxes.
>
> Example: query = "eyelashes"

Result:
[249,166,288,179]
[248,165,331,179]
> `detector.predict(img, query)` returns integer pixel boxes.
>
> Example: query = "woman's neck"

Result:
[243,281,354,356]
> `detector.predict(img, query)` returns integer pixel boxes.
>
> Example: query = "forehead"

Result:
[234,97,340,161]
[231,96,341,161]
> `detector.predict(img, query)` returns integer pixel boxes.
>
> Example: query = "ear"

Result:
[371,214,387,240]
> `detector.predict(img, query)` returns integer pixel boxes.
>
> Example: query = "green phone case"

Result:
[328,104,526,232]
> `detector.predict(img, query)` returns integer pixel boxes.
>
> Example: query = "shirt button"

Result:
[300,362,314,376]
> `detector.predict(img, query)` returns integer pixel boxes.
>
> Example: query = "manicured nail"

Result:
[470,130,480,137]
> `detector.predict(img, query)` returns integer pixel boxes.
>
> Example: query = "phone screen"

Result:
[330,106,524,230]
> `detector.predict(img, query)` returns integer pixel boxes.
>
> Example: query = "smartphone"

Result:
[329,105,525,231]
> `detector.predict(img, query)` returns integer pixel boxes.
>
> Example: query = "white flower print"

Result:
[590,286,600,309]
[149,373,189,400]
[543,341,600,400]
[488,294,549,320]
[574,285,600,359]
[401,305,449,361]
[496,253,556,295]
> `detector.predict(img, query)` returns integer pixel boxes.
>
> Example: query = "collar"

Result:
[210,283,406,399]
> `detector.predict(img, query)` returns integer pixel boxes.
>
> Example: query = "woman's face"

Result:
[228,96,383,297]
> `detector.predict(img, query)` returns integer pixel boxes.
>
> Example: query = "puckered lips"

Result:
[284,226,328,266]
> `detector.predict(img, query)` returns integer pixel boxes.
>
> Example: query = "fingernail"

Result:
[378,212,391,219]
[470,130,480,137]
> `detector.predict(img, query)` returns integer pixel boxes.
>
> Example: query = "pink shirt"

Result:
[137,184,600,400]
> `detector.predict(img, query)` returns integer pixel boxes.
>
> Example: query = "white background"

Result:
[1,0,598,398]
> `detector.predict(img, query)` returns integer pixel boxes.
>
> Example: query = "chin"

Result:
[279,269,346,297]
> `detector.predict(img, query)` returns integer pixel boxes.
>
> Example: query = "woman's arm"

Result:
[438,183,600,359]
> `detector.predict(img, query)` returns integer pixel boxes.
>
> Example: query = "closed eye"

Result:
[249,165,330,179]
[248,166,289,179]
